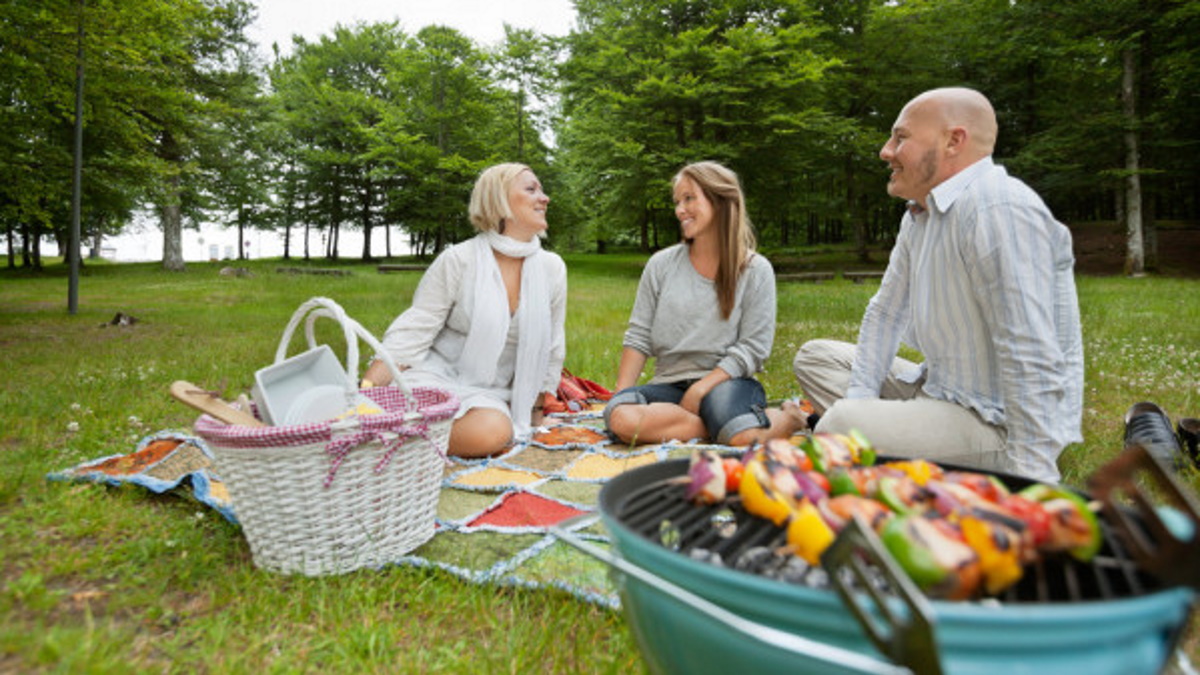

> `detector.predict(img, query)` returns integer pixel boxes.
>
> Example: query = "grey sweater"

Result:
[623,244,776,384]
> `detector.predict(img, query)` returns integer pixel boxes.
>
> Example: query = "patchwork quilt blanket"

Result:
[48,408,722,608]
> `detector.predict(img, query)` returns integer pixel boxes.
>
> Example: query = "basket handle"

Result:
[275,297,412,398]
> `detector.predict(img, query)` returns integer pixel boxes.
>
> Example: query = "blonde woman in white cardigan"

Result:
[361,163,567,458]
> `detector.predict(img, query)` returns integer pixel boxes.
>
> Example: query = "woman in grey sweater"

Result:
[604,161,809,446]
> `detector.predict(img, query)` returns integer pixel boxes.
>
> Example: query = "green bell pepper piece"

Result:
[848,428,877,466]
[881,516,949,590]
[828,468,861,497]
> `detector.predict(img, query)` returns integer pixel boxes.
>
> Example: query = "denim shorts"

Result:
[603,378,770,445]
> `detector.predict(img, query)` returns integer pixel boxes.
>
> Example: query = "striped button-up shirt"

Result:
[848,157,1083,481]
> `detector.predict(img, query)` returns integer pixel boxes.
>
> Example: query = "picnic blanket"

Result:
[47,407,728,609]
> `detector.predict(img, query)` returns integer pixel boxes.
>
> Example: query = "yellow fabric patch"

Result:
[454,466,543,488]
[206,480,230,504]
[567,452,658,480]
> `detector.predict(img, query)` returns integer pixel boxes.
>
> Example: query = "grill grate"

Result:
[617,476,1166,604]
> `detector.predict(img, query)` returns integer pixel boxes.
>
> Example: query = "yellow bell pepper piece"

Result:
[888,459,939,486]
[786,501,836,565]
[960,516,1023,595]
[739,460,793,527]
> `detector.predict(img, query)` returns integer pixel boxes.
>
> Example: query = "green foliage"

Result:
[266,22,556,260]
[558,0,849,250]
[2,0,1198,268]
[0,0,262,270]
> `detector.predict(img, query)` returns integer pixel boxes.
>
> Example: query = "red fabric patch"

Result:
[87,439,181,476]
[467,492,586,529]
[531,426,608,447]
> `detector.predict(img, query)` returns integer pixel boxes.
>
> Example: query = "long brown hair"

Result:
[674,161,757,320]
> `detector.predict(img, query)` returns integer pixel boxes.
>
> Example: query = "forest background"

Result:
[3,0,1199,274]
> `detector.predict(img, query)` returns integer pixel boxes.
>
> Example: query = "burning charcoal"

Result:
[774,556,812,584]
[859,566,891,593]
[802,566,830,589]
[688,548,725,567]
[832,566,861,591]
[733,546,778,572]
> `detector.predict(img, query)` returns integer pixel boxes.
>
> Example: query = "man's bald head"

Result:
[879,87,999,206]
[907,87,998,159]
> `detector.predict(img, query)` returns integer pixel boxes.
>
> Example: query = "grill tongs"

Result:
[822,515,943,675]
[1087,442,1200,591]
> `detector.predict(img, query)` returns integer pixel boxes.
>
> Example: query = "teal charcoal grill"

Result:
[555,445,1200,675]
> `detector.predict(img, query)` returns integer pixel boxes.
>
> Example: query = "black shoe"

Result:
[1178,418,1200,469]
[1124,402,1184,469]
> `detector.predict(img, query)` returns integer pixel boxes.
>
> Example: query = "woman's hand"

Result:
[679,382,708,415]
[531,394,549,427]
[680,369,731,415]
[360,358,407,388]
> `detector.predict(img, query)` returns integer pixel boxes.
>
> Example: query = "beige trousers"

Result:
[793,339,1012,476]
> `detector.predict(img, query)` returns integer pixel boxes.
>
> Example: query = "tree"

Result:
[493,25,560,161]
[0,0,259,271]
[127,0,260,271]
[268,23,404,260]
[380,26,510,254]
[559,0,843,251]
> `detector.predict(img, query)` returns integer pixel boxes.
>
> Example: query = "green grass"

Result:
[2,253,1199,672]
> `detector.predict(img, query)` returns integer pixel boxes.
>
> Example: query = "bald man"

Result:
[793,87,1083,483]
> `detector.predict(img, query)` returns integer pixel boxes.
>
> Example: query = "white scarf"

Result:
[458,231,551,437]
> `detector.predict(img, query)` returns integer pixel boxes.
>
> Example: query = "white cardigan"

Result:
[380,238,567,412]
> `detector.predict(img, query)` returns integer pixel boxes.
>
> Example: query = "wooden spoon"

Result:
[170,380,265,427]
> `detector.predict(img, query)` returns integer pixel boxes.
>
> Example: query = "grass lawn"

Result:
[2,250,1198,672]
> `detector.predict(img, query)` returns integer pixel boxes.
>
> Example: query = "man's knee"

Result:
[813,398,859,435]
[792,340,818,374]
[793,339,839,378]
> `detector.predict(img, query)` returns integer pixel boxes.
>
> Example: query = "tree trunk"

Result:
[1144,199,1157,271]
[237,208,246,260]
[639,206,649,251]
[157,127,187,271]
[516,87,526,160]
[161,188,185,272]
[847,153,870,263]
[21,224,32,267]
[1120,47,1144,277]
[360,183,372,261]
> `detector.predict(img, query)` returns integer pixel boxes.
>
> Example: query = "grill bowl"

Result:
[598,458,1195,675]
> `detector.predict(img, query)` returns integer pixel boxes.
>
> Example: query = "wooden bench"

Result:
[377,264,428,273]
[842,271,884,284]
[275,266,352,277]
[777,272,836,283]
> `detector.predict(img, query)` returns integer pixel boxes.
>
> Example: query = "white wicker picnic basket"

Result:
[194,297,458,576]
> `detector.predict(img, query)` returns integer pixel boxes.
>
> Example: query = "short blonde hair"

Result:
[469,163,532,233]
